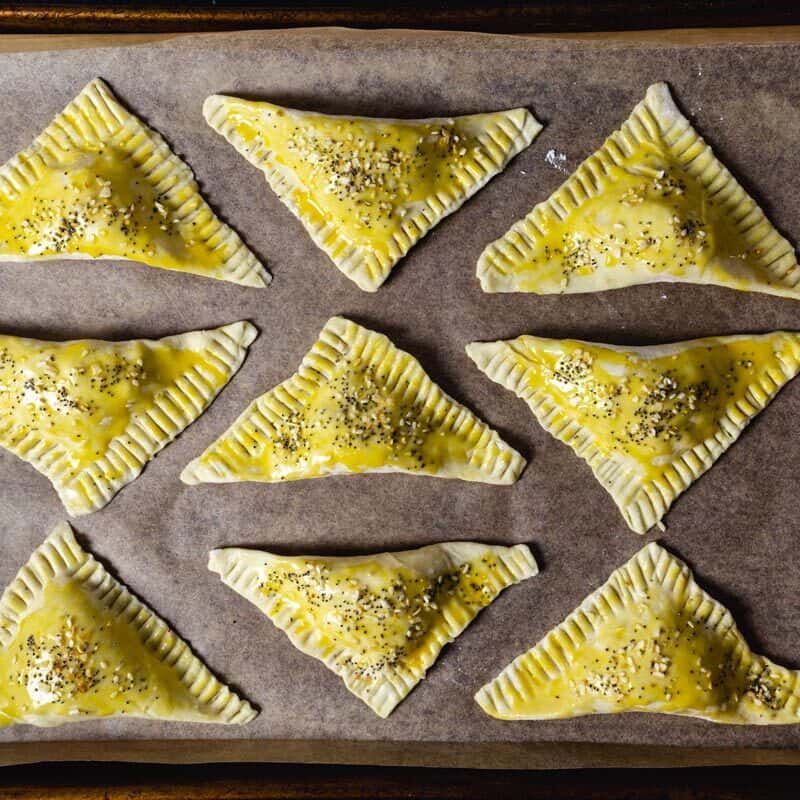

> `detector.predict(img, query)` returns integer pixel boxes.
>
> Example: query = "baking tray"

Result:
[1,26,799,769]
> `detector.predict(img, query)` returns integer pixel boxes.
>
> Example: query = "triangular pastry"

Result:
[0,321,257,515]
[467,330,800,534]
[0,78,268,287]
[210,541,537,717]
[478,82,800,298]
[182,316,525,486]
[476,542,800,724]
[0,522,256,726]
[204,94,541,291]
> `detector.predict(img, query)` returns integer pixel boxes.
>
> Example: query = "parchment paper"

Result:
[0,27,799,764]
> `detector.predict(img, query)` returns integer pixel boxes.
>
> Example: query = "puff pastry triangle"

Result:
[467,330,800,533]
[478,82,800,298]
[0,321,257,515]
[0,522,256,726]
[204,94,541,291]
[0,78,268,287]
[210,541,537,717]
[477,542,800,724]
[182,316,525,486]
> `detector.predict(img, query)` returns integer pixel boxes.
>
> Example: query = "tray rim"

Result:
[4,738,800,770]
[1,24,800,55]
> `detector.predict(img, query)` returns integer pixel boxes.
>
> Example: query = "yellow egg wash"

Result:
[476,543,800,724]
[0,79,267,286]
[468,331,800,533]
[0,579,194,725]
[203,354,470,481]
[504,335,781,479]
[0,145,230,274]
[183,318,524,487]
[258,556,499,681]
[0,334,216,477]
[479,83,799,298]
[0,522,257,726]
[205,96,540,291]
[226,100,485,256]
[506,583,787,721]
[210,541,537,717]
[514,149,759,293]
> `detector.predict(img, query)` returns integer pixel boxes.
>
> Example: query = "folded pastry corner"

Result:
[476,541,800,724]
[478,81,800,298]
[0,522,256,726]
[467,330,800,534]
[0,321,257,515]
[0,78,269,287]
[210,541,537,717]
[204,95,541,290]
[182,316,525,487]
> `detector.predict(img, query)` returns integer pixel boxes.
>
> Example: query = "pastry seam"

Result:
[204,96,541,291]
[210,542,537,717]
[0,79,269,287]
[0,522,256,724]
[477,82,799,296]
[475,542,800,723]
[0,321,256,516]
[182,316,526,486]
[467,333,800,534]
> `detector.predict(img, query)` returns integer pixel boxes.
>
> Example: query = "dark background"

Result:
[4,3,800,799]
[2,0,800,34]
[4,761,800,798]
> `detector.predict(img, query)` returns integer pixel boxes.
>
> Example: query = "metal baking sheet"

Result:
[0,26,799,767]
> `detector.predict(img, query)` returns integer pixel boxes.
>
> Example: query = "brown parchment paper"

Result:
[1,27,800,767]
